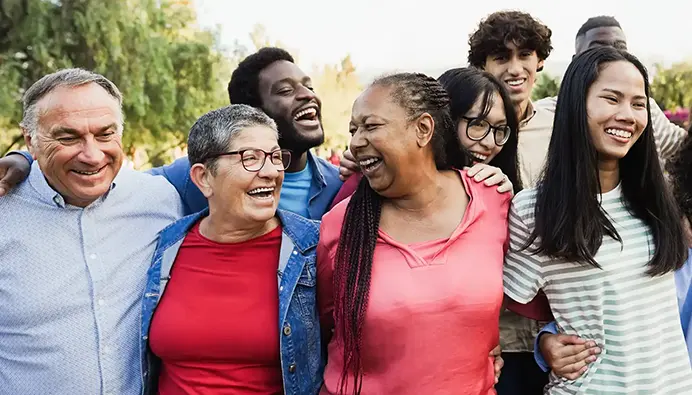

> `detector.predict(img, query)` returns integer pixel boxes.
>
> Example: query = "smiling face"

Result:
[24,83,124,207]
[201,125,285,225]
[457,91,508,164]
[483,42,544,116]
[586,60,648,165]
[257,60,324,153]
[348,85,435,198]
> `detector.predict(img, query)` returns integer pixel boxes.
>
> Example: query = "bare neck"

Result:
[598,159,620,193]
[199,208,279,244]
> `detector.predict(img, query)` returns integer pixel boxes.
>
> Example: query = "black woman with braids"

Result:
[316,73,512,395]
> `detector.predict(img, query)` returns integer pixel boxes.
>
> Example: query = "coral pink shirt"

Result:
[317,171,510,395]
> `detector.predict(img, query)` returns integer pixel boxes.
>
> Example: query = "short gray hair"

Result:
[188,104,278,173]
[20,68,124,138]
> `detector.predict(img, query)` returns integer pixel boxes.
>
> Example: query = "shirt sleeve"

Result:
[6,150,33,164]
[677,251,692,343]
[503,194,545,303]
[650,98,688,159]
[146,156,208,216]
[534,321,559,372]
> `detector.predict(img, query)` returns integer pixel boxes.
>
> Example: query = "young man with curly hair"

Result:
[467,11,554,394]
[468,10,555,190]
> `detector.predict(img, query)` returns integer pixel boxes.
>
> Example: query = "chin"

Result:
[248,209,278,224]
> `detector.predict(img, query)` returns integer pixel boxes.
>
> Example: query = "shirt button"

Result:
[89,253,97,260]
[288,363,296,373]
[98,299,105,306]
[283,325,291,336]
[104,346,111,354]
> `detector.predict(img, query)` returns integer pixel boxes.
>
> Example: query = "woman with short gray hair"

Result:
[140,104,323,395]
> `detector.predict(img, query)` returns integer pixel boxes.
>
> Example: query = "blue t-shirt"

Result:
[279,164,313,218]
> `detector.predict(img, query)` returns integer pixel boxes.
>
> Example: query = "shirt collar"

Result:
[28,161,117,208]
[519,101,537,128]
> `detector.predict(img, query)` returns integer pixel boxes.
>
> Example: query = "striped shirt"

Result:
[504,185,692,394]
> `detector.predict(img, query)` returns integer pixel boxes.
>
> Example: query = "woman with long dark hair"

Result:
[317,73,511,394]
[504,46,692,393]
[438,67,521,191]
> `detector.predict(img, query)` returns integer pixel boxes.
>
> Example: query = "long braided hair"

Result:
[333,73,454,395]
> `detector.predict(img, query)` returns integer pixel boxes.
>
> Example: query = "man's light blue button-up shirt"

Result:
[0,162,183,395]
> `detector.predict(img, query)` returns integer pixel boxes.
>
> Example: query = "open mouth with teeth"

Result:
[358,157,383,174]
[505,78,526,89]
[71,166,105,177]
[469,152,489,163]
[293,107,319,126]
[247,186,275,199]
[605,128,633,141]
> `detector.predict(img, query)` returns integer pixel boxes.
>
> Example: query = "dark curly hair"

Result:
[468,10,553,69]
[667,134,692,222]
[227,47,294,108]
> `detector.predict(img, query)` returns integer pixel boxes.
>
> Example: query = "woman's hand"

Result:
[465,163,513,195]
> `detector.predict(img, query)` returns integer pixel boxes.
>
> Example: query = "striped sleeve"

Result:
[650,98,688,159]
[503,191,545,304]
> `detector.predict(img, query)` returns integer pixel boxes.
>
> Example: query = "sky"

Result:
[195,0,692,77]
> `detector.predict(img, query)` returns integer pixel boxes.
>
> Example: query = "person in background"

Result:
[328,149,341,166]
[466,11,555,393]
[141,104,323,395]
[318,73,511,394]
[504,46,692,393]
[437,67,521,189]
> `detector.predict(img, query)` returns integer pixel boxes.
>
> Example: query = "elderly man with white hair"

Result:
[0,68,183,395]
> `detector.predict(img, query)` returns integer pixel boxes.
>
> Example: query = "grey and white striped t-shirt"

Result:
[504,185,692,394]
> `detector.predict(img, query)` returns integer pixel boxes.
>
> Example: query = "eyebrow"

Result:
[272,76,311,88]
[51,123,118,136]
[602,88,647,101]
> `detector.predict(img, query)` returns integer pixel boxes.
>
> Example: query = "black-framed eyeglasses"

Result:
[206,148,292,172]
[461,116,511,146]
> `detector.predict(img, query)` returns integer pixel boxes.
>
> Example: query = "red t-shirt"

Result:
[149,222,284,395]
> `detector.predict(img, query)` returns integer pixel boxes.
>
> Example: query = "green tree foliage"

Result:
[0,0,232,164]
[531,72,560,101]
[651,62,692,111]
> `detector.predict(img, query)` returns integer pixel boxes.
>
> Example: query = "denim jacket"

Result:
[148,151,343,220]
[139,209,324,395]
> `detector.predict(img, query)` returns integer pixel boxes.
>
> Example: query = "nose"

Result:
[478,131,496,150]
[615,103,637,124]
[77,136,105,165]
[257,154,281,179]
[295,84,317,102]
[349,128,367,155]
[507,57,522,76]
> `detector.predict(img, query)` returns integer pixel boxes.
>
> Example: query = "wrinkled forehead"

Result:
[578,26,627,51]
[36,84,122,132]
